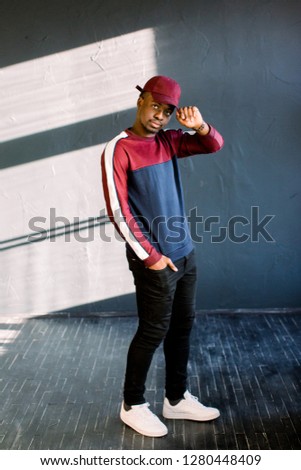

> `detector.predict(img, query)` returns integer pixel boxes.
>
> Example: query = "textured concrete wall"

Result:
[1,0,300,314]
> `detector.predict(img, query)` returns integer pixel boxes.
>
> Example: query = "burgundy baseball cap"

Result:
[136,75,181,107]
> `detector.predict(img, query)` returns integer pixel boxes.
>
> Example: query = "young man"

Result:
[101,76,224,437]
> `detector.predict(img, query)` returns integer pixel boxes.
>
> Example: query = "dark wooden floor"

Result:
[0,311,300,450]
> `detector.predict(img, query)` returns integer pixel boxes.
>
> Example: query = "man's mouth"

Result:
[149,120,162,129]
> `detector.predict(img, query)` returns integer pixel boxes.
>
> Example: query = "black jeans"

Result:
[124,248,197,406]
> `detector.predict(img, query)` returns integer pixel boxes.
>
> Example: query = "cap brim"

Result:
[151,92,177,107]
[135,85,177,107]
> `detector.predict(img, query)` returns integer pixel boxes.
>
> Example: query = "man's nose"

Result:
[154,109,164,120]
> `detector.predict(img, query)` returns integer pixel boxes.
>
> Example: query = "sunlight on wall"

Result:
[1,27,158,314]
[1,28,157,142]
[0,145,135,314]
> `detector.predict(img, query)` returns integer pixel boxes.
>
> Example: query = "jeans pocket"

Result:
[147,265,169,274]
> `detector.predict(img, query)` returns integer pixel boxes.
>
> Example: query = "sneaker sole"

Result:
[120,415,168,437]
[163,409,220,421]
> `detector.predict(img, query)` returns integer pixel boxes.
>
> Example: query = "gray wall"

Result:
[1,0,300,313]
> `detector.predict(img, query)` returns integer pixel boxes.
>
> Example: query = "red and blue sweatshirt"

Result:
[101,126,224,267]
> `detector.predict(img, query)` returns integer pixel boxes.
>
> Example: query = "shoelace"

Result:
[132,402,155,416]
[187,392,199,402]
[186,392,206,408]
[133,402,150,408]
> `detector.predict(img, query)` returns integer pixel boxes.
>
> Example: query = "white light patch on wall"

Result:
[0,145,134,315]
[1,28,157,142]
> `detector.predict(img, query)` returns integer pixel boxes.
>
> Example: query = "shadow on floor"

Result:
[49,293,137,317]
[0,311,300,450]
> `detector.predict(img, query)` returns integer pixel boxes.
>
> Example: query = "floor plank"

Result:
[0,312,300,450]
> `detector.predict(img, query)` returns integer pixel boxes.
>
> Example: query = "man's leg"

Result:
[163,249,197,401]
[120,252,178,437]
[124,251,177,406]
[162,250,220,422]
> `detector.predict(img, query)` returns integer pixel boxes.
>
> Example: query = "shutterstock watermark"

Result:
[187,206,275,243]
[27,206,275,245]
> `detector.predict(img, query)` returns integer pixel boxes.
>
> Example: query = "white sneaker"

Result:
[163,391,220,421]
[120,402,168,437]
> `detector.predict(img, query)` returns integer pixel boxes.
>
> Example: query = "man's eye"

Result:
[153,104,159,109]
[165,111,171,117]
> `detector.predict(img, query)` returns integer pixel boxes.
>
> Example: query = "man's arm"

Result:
[170,105,223,156]
[176,105,209,134]
[101,134,164,268]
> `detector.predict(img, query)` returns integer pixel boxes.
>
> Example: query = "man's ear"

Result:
[137,96,144,107]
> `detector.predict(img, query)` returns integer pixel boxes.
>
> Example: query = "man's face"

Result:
[135,92,174,137]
